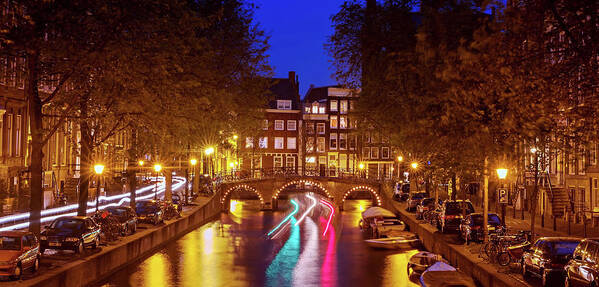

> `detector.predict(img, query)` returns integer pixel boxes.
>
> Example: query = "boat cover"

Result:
[362,207,396,219]
[420,262,476,287]
[425,261,456,272]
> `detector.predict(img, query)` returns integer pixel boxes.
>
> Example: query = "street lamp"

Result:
[153,164,162,200]
[233,135,238,140]
[205,147,215,176]
[397,156,403,162]
[411,162,418,169]
[496,168,508,228]
[190,159,197,166]
[94,164,105,212]
[496,168,508,179]
[138,160,144,166]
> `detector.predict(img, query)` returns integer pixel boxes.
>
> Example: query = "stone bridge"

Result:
[217,176,384,211]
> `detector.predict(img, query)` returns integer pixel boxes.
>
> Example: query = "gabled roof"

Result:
[303,85,342,103]
[268,77,300,110]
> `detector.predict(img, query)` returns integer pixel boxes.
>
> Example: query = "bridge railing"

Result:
[212,167,393,185]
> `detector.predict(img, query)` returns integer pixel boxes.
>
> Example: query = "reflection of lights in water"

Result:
[359,204,365,212]
[140,252,172,287]
[230,200,243,224]
[295,194,317,226]
[268,199,299,237]
[181,231,200,286]
[293,217,319,286]
[230,200,239,212]
[266,218,300,287]
[320,199,335,236]
[203,226,214,254]
[381,250,420,286]
[321,222,337,287]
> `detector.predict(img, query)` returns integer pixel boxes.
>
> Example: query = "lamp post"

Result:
[497,168,508,226]
[358,163,365,178]
[153,164,162,200]
[205,147,214,177]
[94,164,105,213]
[397,156,404,181]
[410,162,418,191]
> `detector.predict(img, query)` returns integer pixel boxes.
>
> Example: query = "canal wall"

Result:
[22,195,223,287]
[380,184,527,287]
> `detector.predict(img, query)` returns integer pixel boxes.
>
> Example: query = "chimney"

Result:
[288,71,296,85]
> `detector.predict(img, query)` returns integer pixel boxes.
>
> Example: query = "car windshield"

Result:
[50,219,84,231]
[445,202,474,215]
[0,236,20,250]
[472,214,501,226]
[107,208,127,216]
[546,241,580,256]
[137,204,158,213]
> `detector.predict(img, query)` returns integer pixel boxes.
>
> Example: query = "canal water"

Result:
[100,197,419,287]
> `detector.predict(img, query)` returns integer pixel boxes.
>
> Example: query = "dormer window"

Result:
[277,100,292,110]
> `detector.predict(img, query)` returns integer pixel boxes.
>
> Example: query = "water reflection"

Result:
[101,199,419,287]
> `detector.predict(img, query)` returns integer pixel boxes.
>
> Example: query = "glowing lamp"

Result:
[229,162,235,168]
[205,147,215,155]
[154,164,162,172]
[358,163,365,170]
[94,164,105,175]
[233,135,238,140]
[496,168,508,179]
[530,147,537,154]
[190,159,197,166]
[411,162,418,169]
[397,156,403,162]
[138,160,144,166]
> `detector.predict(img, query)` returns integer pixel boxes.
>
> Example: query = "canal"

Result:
[100,196,419,287]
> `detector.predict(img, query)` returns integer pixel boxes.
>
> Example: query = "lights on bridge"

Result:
[341,185,382,206]
[221,184,264,204]
[272,179,332,200]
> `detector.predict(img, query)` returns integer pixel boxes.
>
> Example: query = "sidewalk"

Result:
[482,203,599,238]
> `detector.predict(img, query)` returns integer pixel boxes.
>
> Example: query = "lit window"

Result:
[307,123,315,134]
[287,137,297,149]
[330,134,337,150]
[339,133,347,150]
[306,137,314,152]
[287,120,296,131]
[339,116,347,129]
[330,116,338,129]
[277,100,292,110]
[317,123,325,134]
[340,100,348,114]
[274,137,284,149]
[262,120,268,130]
[330,100,338,112]
[382,147,389,159]
[259,137,268,149]
[304,106,311,113]
[318,106,325,114]
[371,147,379,159]
[363,147,370,159]
[286,156,296,168]
[245,137,254,148]
[317,137,325,152]
[306,156,316,163]
[274,120,284,130]
[274,155,283,168]
[312,103,319,114]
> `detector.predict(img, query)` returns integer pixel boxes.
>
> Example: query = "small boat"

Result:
[419,262,476,287]
[359,207,406,238]
[364,231,420,250]
[407,251,448,276]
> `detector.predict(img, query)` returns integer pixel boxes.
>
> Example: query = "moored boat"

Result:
[407,251,448,276]
[364,231,420,250]
[359,207,406,238]
[419,262,476,287]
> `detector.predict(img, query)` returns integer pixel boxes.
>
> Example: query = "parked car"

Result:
[40,216,102,254]
[136,200,164,225]
[564,238,599,287]
[435,200,475,233]
[522,237,581,287]
[407,192,427,212]
[416,198,439,220]
[105,206,137,236]
[459,213,504,243]
[0,231,40,280]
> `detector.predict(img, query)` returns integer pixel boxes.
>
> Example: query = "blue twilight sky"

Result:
[253,0,346,97]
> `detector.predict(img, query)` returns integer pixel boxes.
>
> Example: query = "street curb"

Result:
[12,196,221,287]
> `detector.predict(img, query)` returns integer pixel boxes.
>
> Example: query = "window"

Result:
[0,57,6,85]
[340,100,348,114]
[287,137,296,149]
[274,137,284,149]
[339,133,347,150]
[318,106,325,114]
[330,133,337,150]
[307,123,314,134]
[382,147,389,159]
[317,123,325,134]
[0,117,3,156]
[349,135,356,150]
[594,178,599,211]
[16,57,24,89]
[363,147,370,159]
[339,116,347,129]
[592,144,597,165]
[317,137,325,152]
[245,137,254,148]
[306,137,314,152]
[7,114,12,156]
[262,120,268,130]
[339,154,348,170]
[371,147,379,159]
[286,156,296,168]
[274,120,284,130]
[287,120,296,131]
[259,137,268,149]
[274,155,283,168]
[15,115,20,156]
[330,116,338,129]
[277,100,292,110]
[304,106,311,113]
[330,100,338,111]
[350,100,355,111]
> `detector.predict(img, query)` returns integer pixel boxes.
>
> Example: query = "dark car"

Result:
[416,198,439,220]
[407,192,427,212]
[105,206,137,236]
[0,231,40,280]
[564,238,599,287]
[40,216,101,254]
[459,213,504,243]
[522,237,580,287]
[136,200,164,225]
[436,200,475,233]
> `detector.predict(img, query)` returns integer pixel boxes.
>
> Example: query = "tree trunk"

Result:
[128,131,137,209]
[165,170,172,201]
[483,156,489,243]
[78,95,91,216]
[530,154,539,241]
[27,50,43,235]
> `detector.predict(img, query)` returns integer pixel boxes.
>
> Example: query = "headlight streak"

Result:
[267,199,299,237]
[294,194,316,227]
[0,177,186,231]
[320,199,335,236]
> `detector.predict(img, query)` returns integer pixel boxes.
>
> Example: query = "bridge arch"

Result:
[272,179,333,200]
[341,185,382,206]
[221,184,264,205]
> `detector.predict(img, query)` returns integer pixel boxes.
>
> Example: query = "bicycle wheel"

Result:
[485,242,498,258]
[479,243,490,260]
[497,252,511,266]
